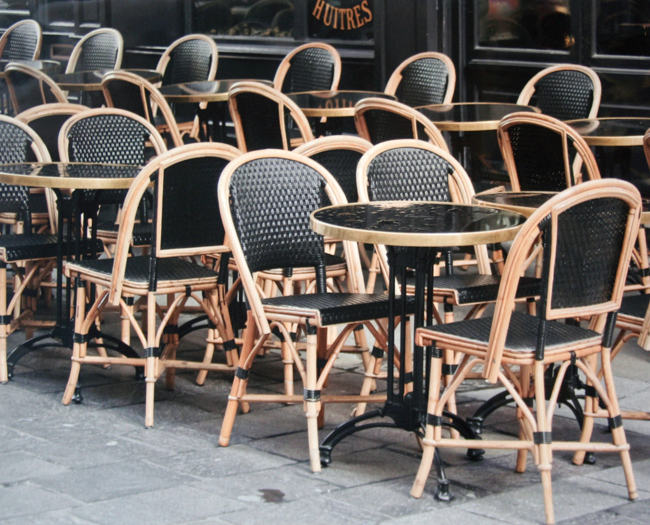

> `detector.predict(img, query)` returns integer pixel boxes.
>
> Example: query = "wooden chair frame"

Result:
[517,64,602,120]
[412,180,641,525]
[273,42,341,93]
[101,70,184,148]
[354,97,448,150]
[384,51,456,105]
[228,81,314,152]
[217,149,391,472]
[5,63,67,115]
[0,19,42,60]
[62,142,242,426]
[65,28,123,74]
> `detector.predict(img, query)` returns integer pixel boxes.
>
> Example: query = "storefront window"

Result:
[477,0,573,50]
[308,0,373,41]
[193,0,294,37]
[596,0,650,56]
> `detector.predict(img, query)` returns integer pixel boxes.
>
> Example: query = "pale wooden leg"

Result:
[573,353,598,466]
[144,293,157,428]
[516,364,532,473]
[0,266,7,383]
[304,328,321,473]
[62,280,87,404]
[534,361,554,525]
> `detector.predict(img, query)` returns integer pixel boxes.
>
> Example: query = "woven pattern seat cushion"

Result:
[422,311,600,353]
[96,220,152,246]
[0,235,103,262]
[618,294,650,320]
[67,255,218,284]
[260,253,346,276]
[262,292,416,326]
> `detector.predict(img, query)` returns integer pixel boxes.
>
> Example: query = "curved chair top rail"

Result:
[273,42,341,93]
[0,19,42,61]
[15,102,89,123]
[4,63,67,114]
[156,33,218,85]
[65,28,123,74]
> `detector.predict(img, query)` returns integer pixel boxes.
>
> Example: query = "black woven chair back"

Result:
[361,109,427,144]
[0,120,37,215]
[74,32,121,72]
[25,114,71,162]
[3,23,39,60]
[233,91,287,151]
[310,148,363,204]
[541,196,630,311]
[279,47,336,93]
[228,157,326,273]
[506,123,575,191]
[395,57,450,108]
[5,69,60,113]
[530,70,594,121]
[162,39,213,86]
[366,147,452,202]
[157,156,230,252]
[102,79,151,121]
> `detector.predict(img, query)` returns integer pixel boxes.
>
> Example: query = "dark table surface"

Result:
[287,90,396,117]
[0,162,141,189]
[568,117,650,146]
[52,69,161,91]
[417,102,540,131]
[159,79,273,103]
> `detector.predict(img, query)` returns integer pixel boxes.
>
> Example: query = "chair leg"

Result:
[304,327,322,473]
[516,364,532,473]
[144,293,157,428]
[573,354,598,466]
[196,328,215,386]
[0,266,7,383]
[534,360,554,525]
[62,280,87,405]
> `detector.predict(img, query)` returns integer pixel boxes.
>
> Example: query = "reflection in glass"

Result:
[477,0,573,51]
[308,0,373,41]
[597,0,650,56]
[193,0,294,37]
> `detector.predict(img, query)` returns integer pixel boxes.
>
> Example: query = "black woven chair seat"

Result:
[67,255,218,284]
[423,311,600,354]
[96,220,152,246]
[401,274,541,305]
[618,294,650,320]
[262,292,416,326]
[0,234,103,262]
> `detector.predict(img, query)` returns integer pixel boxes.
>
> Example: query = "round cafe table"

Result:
[0,59,61,79]
[1,162,142,378]
[311,201,525,496]
[417,102,540,132]
[52,69,161,92]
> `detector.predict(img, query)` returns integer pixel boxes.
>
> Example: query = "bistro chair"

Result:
[0,115,55,382]
[273,42,341,93]
[228,81,314,152]
[0,19,42,61]
[217,149,410,472]
[411,179,641,525]
[101,70,184,148]
[4,63,67,115]
[384,51,456,107]
[517,64,601,121]
[354,97,448,149]
[62,142,242,426]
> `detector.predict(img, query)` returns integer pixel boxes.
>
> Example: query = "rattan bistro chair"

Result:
[5,63,67,115]
[218,150,410,472]
[273,42,341,93]
[384,52,456,108]
[101,71,184,148]
[0,20,42,61]
[412,180,641,525]
[228,81,314,152]
[517,64,601,121]
[354,98,448,149]
[65,28,123,73]
[62,143,241,426]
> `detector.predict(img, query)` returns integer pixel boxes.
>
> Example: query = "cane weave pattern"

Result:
[27,114,74,162]
[531,70,594,121]
[75,33,120,72]
[280,47,335,93]
[395,58,449,108]
[361,109,425,145]
[3,24,39,60]
[163,39,213,86]
[310,149,363,204]
[619,294,650,320]
[0,121,35,212]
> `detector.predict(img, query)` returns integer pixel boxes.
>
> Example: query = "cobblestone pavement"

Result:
[2,307,650,525]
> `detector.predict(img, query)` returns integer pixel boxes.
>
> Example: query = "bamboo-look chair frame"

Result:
[228,81,314,152]
[101,70,184,148]
[217,149,393,473]
[273,42,341,93]
[62,142,242,426]
[384,51,456,106]
[0,20,42,60]
[517,64,602,120]
[0,115,53,382]
[412,179,641,525]
[354,97,449,150]
[65,28,123,73]
[4,63,67,115]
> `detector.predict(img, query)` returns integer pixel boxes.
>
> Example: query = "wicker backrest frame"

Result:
[273,42,341,93]
[0,19,42,60]
[65,28,123,74]
[5,63,67,114]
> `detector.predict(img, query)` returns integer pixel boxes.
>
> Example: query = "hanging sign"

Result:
[311,0,373,31]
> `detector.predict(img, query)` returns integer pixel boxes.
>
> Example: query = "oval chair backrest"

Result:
[384,52,456,107]
[66,28,123,73]
[0,20,42,60]
[4,63,67,114]
[157,34,218,86]
[273,42,341,93]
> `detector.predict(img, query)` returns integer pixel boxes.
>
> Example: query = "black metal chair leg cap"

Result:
[434,479,453,502]
[466,448,485,461]
[7,365,14,379]
[584,452,597,464]
[465,417,484,435]
[135,366,145,381]
[72,386,83,404]
[319,447,332,467]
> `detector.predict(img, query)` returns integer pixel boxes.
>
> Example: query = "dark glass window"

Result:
[477,0,573,50]
[193,0,294,37]
[308,0,373,41]
[596,0,650,56]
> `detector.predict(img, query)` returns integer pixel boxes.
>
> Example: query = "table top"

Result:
[0,59,61,79]
[52,69,162,91]
[0,162,141,190]
[417,102,541,131]
[287,90,396,117]
[159,79,273,103]
[567,117,650,147]
[311,201,526,247]
[474,190,650,224]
